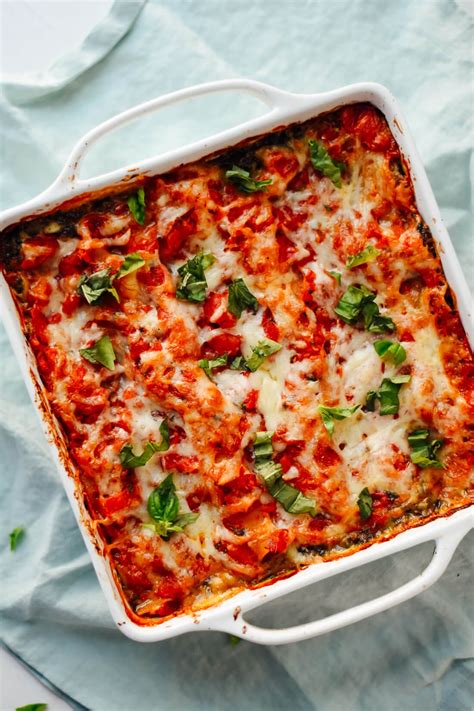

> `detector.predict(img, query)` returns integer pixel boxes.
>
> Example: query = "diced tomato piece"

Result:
[62,293,81,316]
[100,489,133,517]
[58,249,88,276]
[314,441,341,467]
[222,467,258,502]
[157,578,183,601]
[266,529,289,555]
[268,152,299,178]
[354,106,396,153]
[159,208,197,261]
[137,265,166,287]
[371,199,392,221]
[155,599,181,617]
[276,230,297,262]
[276,205,307,232]
[200,332,242,359]
[186,486,211,512]
[262,308,280,341]
[30,305,50,345]
[21,236,58,270]
[399,328,415,342]
[202,291,237,328]
[308,514,330,531]
[287,167,311,191]
[242,389,258,412]
[225,542,258,566]
[161,452,199,473]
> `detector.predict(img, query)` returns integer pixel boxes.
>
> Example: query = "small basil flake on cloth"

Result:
[408,428,444,469]
[128,187,146,225]
[328,270,342,285]
[116,252,146,279]
[334,284,395,334]
[176,252,215,302]
[228,278,259,318]
[346,243,381,269]
[373,339,407,366]
[120,420,170,468]
[145,474,199,539]
[78,268,119,305]
[225,165,272,193]
[252,432,317,516]
[357,488,373,520]
[308,139,345,188]
[198,354,228,379]
[16,705,48,711]
[364,374,411,416]
[80,335,116,370]
[9,526,24,551]
[229,634,241,646]
[246,338,281,372]
[318,405,360,437]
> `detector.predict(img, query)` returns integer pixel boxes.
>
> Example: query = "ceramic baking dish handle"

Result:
[54,79,302,189]
[218,518,472,646]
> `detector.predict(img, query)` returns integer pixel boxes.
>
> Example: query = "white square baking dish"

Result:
[1,79,472,645]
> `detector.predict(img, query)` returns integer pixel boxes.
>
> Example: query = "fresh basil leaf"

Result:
[362,301,396,333]
[78,268,119,305]
[128,187,146,225]
[230,355,248,371]
[116,252,146,279]
[176,252,215,303]
[252,432,317,516]
[357,487,373,520]
[145,474,198,539]
[120,419,170,468]
[228,278,259,318]
[373,339,407,365]
[225,165,272,193]
[246,338,281,372]
[229,634,241,646]
[9,526,24,551]
[253,431,275,464]
[318,405,360,437]
[334,284,395,334]
[328,270,342,285]
[364,375,410,416]
[198,354,228,379]
[308,139,345,188]
[346,244,381,269]
[16,705,48,711]
[408,428,444,469]
[79,335,116,370]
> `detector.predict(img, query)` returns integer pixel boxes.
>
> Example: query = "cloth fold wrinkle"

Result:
[0,1,472,710]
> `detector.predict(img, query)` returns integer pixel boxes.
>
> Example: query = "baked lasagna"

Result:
[1,103,473,622]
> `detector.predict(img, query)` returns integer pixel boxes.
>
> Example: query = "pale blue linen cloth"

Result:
[0,1,473,709]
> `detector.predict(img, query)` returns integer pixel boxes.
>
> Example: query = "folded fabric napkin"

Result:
[1,1,472,709]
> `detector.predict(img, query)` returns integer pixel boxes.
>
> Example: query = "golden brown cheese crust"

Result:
[1,103,473,622]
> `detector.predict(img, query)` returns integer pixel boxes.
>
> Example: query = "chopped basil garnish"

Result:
[334,284,395,333]
[408,429,444,469]
[16,705,48,711]
[318,405,360,437]
[78,268,119,305]
[225,165,272,193]
[79,335,116,370]
[230,355,247,370]
[373,339,407,366]
[176,252,215,303]
[308,139,345,188]
[328,270,342,285]
[346,244,381,269]
[9,526,24,551]
[145,474,198,539]
[120,420,170,468]
[252,431,317,516]
[246,338,281,372]
[128,187,146,225]
[116,252,146,279]
[228,278,259,318]
[198,354,228,379]
[364,374,410,416]
[357,488,373,520]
